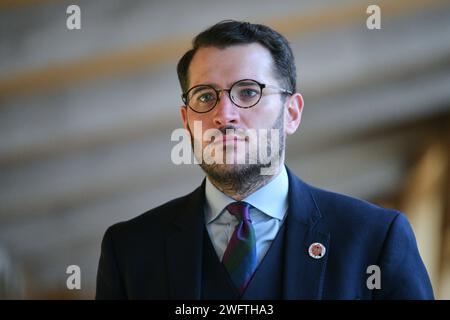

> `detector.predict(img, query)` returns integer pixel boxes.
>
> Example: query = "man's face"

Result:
[180,43,302,180]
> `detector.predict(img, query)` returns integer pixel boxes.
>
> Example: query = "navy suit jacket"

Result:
[96,167,434,299]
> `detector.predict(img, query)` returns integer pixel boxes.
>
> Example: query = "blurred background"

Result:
[1,0,450,299]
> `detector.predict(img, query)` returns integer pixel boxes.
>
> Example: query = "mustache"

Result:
[217,125,247,136]
[209,126,248,143]
[217,125,243,135]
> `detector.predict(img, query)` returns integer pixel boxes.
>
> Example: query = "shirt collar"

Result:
[204,165,289,224]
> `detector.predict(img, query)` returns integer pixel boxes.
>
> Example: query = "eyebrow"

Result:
[190,82,219,89]
[190,86,213,95]
[234,80,257,87]
[190,79,259,90]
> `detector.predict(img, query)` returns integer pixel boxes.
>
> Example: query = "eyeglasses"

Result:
[181,78,292,113]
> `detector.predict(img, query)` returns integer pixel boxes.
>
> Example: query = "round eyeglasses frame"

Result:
[181,78,293,113]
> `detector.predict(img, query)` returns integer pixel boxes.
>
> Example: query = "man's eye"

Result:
[239,89,258,98]
[198,93,214,103]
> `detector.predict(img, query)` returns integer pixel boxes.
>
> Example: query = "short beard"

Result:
[188,105,285,199]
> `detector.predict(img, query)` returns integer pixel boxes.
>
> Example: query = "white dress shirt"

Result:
[204,165,289,265]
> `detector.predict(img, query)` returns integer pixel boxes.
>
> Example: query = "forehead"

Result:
[188,43,275,88]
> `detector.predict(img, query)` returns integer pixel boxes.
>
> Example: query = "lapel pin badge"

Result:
[308,242,326,259]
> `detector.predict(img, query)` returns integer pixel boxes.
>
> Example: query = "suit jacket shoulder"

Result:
[96,184,205,299]
[307,183,400,234]
[301,181,434,299]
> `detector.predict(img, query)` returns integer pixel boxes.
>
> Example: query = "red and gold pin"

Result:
[308,242,326,259]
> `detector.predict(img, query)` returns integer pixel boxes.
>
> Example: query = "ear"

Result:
[180,105,189,132]
[284,93,304,136]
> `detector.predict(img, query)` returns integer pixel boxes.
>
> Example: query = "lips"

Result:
[220,135,247,143]
[206,135,246,146]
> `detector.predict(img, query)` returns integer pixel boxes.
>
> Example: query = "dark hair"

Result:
[177,20,297,95]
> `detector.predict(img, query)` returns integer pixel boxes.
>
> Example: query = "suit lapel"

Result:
[282,168,330,299]
[166,181,206,299]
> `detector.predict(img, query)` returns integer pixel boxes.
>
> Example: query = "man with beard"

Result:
[96,20,433,300]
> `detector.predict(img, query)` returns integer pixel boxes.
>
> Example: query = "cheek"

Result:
[187,116,213,140]
[242,108,280,129]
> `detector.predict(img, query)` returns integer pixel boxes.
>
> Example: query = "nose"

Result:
[212,90,239,127]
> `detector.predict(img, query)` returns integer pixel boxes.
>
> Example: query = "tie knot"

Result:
[226,202,251,222]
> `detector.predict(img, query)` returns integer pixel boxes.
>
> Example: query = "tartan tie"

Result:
[222,201,257,294]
